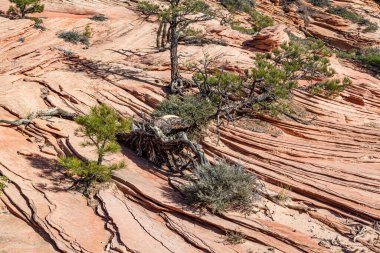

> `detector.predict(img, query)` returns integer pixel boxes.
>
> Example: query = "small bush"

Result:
[137,0,160,15]
[182,160,261,214]
[58,104,132,188]
[336,47,380,74]
[7,0,44,18]
[230,21,256,34]
[58,30,90,46]
[328,7,362,21]
[180,27,204,38]
[220,0,255,11]
[309,77,352,97]
[362,22,378,33]
[230,9,274,33]
[75,104,132,165]
[226,230,245,245]
[225,230,246,245]
[328,7,378,33]
[153,95,216,138]
[308,0,329,7]
[29,17,45,30]
[254,99,296,117]
[58,157,125,185]
[276,185,290,201]
[249,9,274,31]
[83,24,92,39]
[0,176,7,191]
[89,14,108,22]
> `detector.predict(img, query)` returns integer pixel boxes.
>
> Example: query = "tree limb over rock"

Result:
[117,116,208,173]
[0,107,78,126]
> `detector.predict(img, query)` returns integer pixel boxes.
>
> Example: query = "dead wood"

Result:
[0,107,78,126]
[117,116,208,173]
[179,36,227,46]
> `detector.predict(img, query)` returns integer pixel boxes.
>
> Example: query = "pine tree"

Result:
[137,0,214,92]
[7,0,44,18]
[59,104,132,186]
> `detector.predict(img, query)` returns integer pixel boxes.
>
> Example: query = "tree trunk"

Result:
[169,7,180,92]
[157,21,164,48]
[97,155,103,165]
[161,22,168,48]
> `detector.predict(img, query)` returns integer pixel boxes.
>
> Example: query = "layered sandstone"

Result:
[0,0,379,252]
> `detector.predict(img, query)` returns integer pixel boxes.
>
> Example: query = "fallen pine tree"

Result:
[117,116,209,173]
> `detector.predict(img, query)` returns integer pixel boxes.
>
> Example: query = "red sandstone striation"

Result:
[0,0,380,252]
[245,24,289,51]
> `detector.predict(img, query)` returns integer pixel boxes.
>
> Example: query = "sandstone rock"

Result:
[0,0,380,252]
[245,24,290,51]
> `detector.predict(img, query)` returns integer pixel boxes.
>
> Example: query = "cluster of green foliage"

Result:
[336,47,380,74]
[180,27,204,38]
[249,9,274,32]
[308,0,329,7]
[58,104,132,186]
[7,0,44,18]
[136,0,215,91]
[328,7,378,33]
[158,0,213,23]
[192,39,335,116]
[153,95,215,138]
[89,14,108,22]
[308,77,352,97]
[58,157,125,184]
[0,176,8,192]
[220,0,255,11]
[29,17,45,30]
[228,6,273,34]
[230,21,256,34]
[58,25,92,46]
[225,230,246,245]
[137,0,160,15]
[181,160,261,214]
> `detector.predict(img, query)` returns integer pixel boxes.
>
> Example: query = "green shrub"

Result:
[153,95,215,138]
[180,27,204,38]
[230,10,274,33]
[362,22,378,33]
[29,17,45,30]
[249,9,274,31]
[328,7,362,22]
[309,77,352,97]
[308,0,329,7]
[89,14,108,22]
[230,21,256,34]
[0,176,7,191]
[336,47,380,73]
[75,104,132,165]
[137,0,160,15]
[220,0,255,11]
[225,230,246,244]
[328,7,378,33]
[254,99,296,117]
[181,160,261,213]
[58,157,124,185]
[58,104,132,187]
[191,38,339,120]
[58,30,90,46]
[7,0,44,18]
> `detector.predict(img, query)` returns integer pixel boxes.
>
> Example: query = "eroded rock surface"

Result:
[245,24,289,51]
[0,0,379,252]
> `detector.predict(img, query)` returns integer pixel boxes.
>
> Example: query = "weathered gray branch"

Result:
[0,107,78,126]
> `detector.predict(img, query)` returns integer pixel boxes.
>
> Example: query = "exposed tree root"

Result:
[0,107,77,126]
[117,117,208,173]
